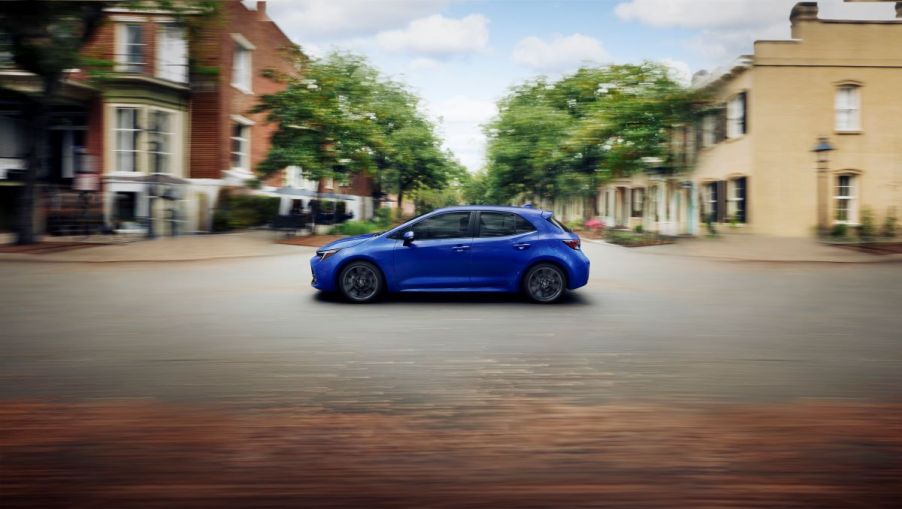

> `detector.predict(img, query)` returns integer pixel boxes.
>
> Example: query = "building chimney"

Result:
[790,2,818,38]
[257,1,268,19]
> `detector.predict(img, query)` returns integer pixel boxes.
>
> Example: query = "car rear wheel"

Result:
[339,261,382,303]
[524,263,566,303]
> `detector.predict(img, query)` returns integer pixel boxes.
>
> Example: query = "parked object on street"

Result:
[310,206,590,303]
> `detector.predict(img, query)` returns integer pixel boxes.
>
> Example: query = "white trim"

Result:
[230,114,256,126]
[110,15,147,23]
[230,33,256,51]
[105,103,187,178]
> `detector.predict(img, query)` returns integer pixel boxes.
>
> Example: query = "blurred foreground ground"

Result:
[1,240,901,507]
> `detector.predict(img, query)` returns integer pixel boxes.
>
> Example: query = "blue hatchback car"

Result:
[311,206,590,303]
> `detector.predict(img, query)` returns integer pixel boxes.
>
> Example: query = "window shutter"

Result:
[716,180,727,223]
[715,108,727,143]
[739,92,748,135]
[695,119,703,151]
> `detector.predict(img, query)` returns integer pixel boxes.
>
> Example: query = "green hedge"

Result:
[213,192,280,232]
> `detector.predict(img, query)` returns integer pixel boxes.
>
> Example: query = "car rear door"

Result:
[392,211,475,290]
[467,211,538,291]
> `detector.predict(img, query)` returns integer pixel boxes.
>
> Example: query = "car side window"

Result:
[478,212,535,237]
[515,214,536,234]
[409,212,471,240]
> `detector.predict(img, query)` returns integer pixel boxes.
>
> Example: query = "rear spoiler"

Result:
[540,210,553,219]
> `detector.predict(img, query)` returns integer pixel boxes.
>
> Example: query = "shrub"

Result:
[830,223,848,239]
[372,207,393,228]
[858,207,876,241]
[212,208,231,232]
[881,208,897,238]
[213,193,280,231]
[565,219,584,232]
[333,220,380,236]
[633,224,644,234]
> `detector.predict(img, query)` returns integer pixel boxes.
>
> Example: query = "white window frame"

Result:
[230,122,251,171]
[148,110,174,174]
[116,23,146,73]
[726,93,746,139]
[231,33,255,94]
[835,85,861,132]
[833,174,858,225]
[109,104,184,176]
[156,24,188,83]
[114,107,141,172]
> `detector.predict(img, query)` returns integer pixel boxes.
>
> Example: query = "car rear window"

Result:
[546,216,571,232]
[478,212,537,237]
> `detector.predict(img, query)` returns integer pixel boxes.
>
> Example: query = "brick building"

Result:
[0,0,377,236]
[597,1,902,238]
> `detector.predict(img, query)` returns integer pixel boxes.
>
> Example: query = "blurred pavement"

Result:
[0,231,298,263]
[601,232,902,263]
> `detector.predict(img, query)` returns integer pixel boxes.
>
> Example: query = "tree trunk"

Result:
[17,80,54,245]
[396,190,404,219]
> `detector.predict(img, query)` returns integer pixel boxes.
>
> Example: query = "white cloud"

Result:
[511,34,609,73]
[259,0,452,40]
[427,96,498,171]
[660,58,692,85]
[409,57,443,71]
[614,0,897,66]
[376,14,489,57]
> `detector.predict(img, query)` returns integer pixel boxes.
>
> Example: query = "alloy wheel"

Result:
[340,263,381,302]
[526,265,565,303]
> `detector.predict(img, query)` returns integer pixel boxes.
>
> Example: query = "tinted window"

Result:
[410,212,471,240]
[547,216,571,232]
[515,214,536,233]
[478,212,536,237]
[478,212,516,237]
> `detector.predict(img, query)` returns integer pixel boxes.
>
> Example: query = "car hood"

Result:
[319,233,380,251]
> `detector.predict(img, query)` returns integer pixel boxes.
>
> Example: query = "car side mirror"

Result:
[403,230,415,246]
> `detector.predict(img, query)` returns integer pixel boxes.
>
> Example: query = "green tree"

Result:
[484,63,697,213]
[256,51,464,214]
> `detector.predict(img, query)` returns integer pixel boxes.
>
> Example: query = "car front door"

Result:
[468,211,538,290]
[392,211,474,291]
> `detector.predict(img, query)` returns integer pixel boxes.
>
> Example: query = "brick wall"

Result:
[189,0,298,181]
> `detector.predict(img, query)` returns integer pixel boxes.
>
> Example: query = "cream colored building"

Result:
[599,1,902,237]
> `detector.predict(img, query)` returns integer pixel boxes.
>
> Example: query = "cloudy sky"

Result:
[250,0,898,171]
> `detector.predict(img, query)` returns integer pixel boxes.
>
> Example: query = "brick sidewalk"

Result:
[0,231,308,263]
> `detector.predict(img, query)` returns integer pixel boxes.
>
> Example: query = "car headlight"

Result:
[316,248,341,261]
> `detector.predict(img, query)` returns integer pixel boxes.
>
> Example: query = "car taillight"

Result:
[563,238,580,250]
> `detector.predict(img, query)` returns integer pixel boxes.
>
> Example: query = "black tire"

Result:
[523,263,566,303]
[338,261,383,303]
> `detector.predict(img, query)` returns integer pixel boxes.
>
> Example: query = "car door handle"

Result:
[513,243,531,250]
[453,245,470,252]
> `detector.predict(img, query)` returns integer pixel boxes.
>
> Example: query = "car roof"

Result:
[432,205,548,216]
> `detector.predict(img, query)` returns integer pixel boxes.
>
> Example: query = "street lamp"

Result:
[812,137,835,237]
[146,138,162,239]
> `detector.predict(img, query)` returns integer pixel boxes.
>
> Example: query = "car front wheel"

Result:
[338,261,383,303]
[523,263,566,303]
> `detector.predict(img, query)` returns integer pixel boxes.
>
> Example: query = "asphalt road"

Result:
[2,242,901,508]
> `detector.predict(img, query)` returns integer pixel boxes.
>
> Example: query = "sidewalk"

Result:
[0,231,310,263]
[602,233,902,263]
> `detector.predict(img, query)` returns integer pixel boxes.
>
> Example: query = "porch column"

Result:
[688,182,699,236]
[656,184,666,233]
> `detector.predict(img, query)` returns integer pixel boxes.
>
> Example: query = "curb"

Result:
[0,246,315,264]
[581,238,902,264]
